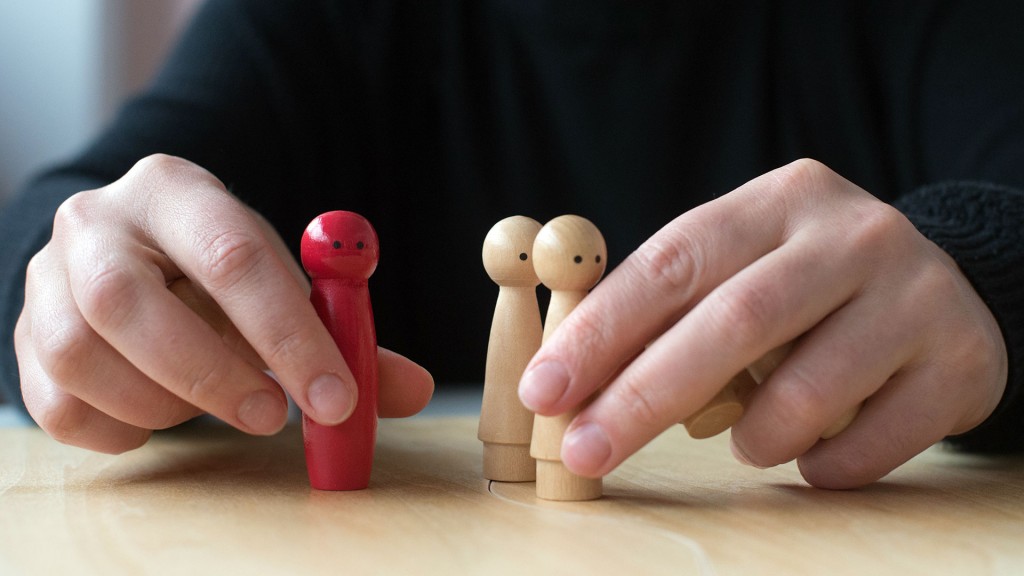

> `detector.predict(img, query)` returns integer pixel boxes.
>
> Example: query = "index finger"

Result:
[137,156,357,426]
[518,165,797,417]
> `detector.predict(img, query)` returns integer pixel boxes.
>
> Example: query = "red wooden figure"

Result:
[300,211,379,490]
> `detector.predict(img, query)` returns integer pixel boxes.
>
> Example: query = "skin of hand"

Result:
[14,154,434,454]
[519,158,1008,489]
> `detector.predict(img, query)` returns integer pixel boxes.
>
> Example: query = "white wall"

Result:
[0,0,199,207]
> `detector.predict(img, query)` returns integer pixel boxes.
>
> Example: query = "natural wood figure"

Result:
[479,216,544,482]
[530,215,607,501]
[677,340,789,440]
[682,369,758,439]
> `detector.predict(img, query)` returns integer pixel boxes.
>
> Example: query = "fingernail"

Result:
[518,361,570,412]
[730,438,766,469]
[562,421,612,475]
[308,373,356,424]
[238,390,286,434]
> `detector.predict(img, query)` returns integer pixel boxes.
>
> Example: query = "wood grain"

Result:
[1,417,1022,575]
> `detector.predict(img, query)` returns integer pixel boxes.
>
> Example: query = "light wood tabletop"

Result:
[1,402,1022,575]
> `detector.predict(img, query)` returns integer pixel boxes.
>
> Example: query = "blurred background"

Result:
[0,0,200,209]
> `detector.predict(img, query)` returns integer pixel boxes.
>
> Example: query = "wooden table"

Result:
[1,411,1022,575]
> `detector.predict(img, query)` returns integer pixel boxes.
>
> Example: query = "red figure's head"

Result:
[301,211,379,280]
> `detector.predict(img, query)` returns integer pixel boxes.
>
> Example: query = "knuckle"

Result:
[773,158,832,193]
[970,326,1007,387]
[33,317,95,390]
[131,153,192,181]
[558,307,614,358]
[849,202,911,256]
[196,228,266,293]
[937,322,1007,432]
[30,395,90,447]
[769,368,830,432]
[127,153,226,200]
[24,250,47,285]
[630,229,704,297]
[702,280,775,354]
[21,365,154,454]
[915,260,962,304]
[179,358,231,406]
[52,191,94,237]
[76,262,140,331]
[262,322,310,367]
[609,375,665,432]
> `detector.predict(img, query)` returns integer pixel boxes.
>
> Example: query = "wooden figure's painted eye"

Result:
[333,241,342,249]
[519,253,528,261]
[574,255,583,264]
[596,255,602,263]
[356,241,365,249]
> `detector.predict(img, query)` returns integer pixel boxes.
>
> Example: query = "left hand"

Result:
[518,159,1007,489]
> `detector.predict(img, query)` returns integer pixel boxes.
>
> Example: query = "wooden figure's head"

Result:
[533,215,606,292]
[482,216,543,288]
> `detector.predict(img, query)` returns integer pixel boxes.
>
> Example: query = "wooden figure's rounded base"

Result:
[483,443,536,482]
[535,460,602,501]
[682,371,757,439]
[683,402,743,440]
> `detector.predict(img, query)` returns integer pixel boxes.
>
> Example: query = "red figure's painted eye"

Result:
[333,241,341,249]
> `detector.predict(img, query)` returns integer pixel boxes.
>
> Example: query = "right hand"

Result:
[15,154,433,453]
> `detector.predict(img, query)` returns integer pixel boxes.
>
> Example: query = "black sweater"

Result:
[2,0,1023,451]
